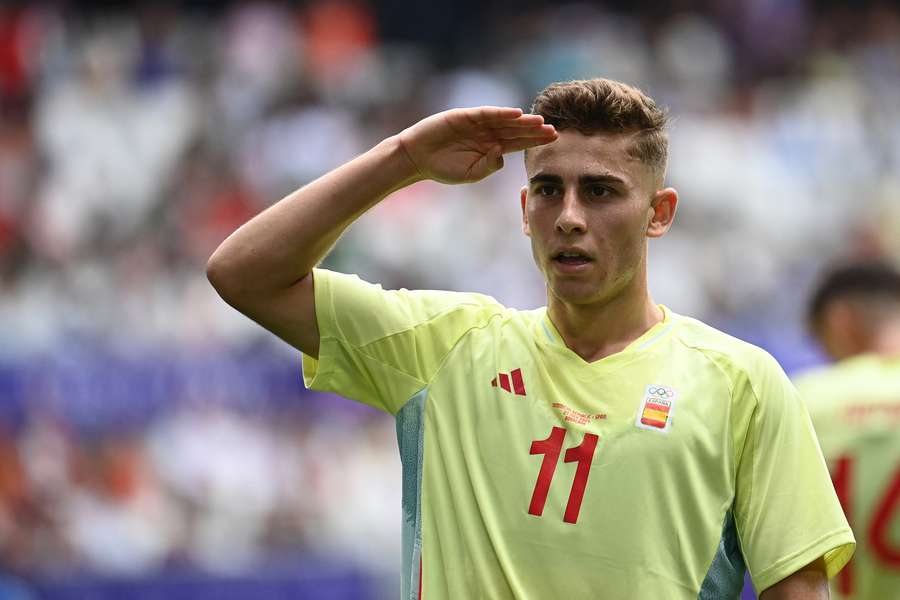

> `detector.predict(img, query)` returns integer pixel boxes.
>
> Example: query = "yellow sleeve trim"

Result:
[752,528,855,593]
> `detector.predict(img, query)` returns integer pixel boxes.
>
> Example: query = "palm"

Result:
[399,107,557,184]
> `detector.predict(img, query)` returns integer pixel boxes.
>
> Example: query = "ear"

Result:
[520,186,530,236]
[647,187,678,238]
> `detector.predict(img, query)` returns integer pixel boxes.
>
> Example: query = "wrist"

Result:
[378,134,426,188]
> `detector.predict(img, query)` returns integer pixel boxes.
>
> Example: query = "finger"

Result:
[484,114,546,128]
[491,125,557,139]
[465,106,524,122]
[500,136,558,154]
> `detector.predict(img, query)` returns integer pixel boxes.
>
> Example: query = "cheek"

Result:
[527,208,552,237]
[597,208,645,255]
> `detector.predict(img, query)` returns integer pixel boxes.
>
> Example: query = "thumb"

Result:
[485,144,504,173]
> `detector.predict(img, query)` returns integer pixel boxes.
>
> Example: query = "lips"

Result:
[552,249,593,265]
[550,248,594,275]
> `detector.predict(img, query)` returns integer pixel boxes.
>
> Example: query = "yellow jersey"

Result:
[303,269,854,599]
[797,354,900,599]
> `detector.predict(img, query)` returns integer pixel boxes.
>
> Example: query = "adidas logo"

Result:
[491,368,527,396]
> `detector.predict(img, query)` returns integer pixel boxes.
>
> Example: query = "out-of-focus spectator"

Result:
[33,20,196,262]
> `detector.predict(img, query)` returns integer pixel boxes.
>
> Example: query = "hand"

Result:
[397,106,558,184]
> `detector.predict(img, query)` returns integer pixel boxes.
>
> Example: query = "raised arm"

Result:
[206,107,557,356]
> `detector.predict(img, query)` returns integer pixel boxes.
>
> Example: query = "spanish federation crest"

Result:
[635,384,677,433]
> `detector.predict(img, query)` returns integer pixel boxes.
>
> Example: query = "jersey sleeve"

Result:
[733,351,856,594]
[301,268,503,414]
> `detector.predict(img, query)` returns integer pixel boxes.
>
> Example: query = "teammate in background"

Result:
[796,260,900,599]
[207,78,853,599]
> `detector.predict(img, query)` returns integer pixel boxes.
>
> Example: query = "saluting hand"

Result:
[397,106,558,185]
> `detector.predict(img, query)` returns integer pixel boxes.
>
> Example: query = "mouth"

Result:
[552,250,593,267]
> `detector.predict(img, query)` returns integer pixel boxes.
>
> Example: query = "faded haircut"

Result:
[808,259,900,335]
[529,78,669,181]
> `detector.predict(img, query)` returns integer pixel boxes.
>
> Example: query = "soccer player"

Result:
[207,79,854,598]
[796,260,900,599]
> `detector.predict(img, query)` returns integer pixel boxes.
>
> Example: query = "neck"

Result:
[546,269,663,363]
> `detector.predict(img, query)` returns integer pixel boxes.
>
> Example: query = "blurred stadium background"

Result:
[0,0,898,598]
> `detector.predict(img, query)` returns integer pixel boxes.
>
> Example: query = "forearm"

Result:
[207,134,420,300]
[205,106,552,355]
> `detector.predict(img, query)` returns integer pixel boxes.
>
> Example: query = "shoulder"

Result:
[670,313,808,432]
[312,268,511,347]
[667,312,794,416]
[793,355,890,412]
[670,312,785,384]
[316,268,506,317]
[794,355,879,391]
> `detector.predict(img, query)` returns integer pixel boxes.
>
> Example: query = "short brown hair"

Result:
[530,78,669,178]
[808,260,900,336]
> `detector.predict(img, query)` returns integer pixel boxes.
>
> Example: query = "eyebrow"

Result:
[528,173,627,186]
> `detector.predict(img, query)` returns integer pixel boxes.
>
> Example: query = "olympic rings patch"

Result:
[647,385,674,398]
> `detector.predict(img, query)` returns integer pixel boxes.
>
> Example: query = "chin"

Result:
[549,281,606,305]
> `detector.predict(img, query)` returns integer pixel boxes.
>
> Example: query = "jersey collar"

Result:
[537,305,679,369]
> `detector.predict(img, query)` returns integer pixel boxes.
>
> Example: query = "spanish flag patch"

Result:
[635,385,677,433]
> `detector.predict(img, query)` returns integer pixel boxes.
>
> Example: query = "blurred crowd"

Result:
[0,403,400,577]
[1,0,899,589]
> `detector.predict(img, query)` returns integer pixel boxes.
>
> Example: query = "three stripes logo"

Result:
[491,368,527,396]
[635,384,677,433]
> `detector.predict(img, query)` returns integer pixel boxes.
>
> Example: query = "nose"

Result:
[555,190,587,235]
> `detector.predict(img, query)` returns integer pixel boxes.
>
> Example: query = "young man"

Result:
[796,261,900,599]
[208,79,853,598]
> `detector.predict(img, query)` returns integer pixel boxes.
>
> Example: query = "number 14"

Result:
[528,427,599,524]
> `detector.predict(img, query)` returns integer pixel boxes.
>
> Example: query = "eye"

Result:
[535,184,559,197]
[588,185,611,198]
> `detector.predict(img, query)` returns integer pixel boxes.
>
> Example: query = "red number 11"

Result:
[528,426,599,524]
